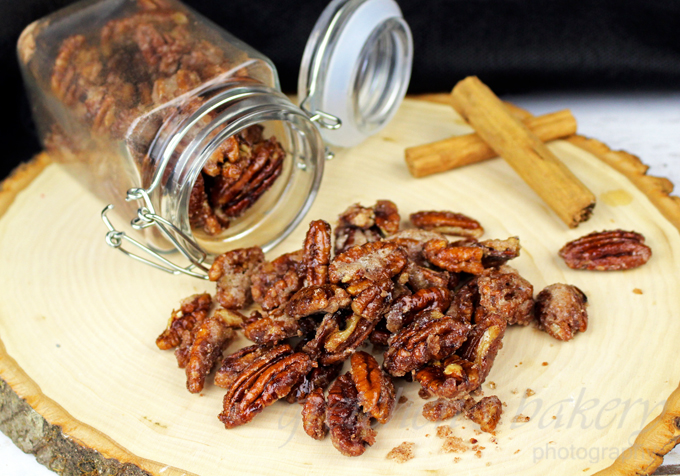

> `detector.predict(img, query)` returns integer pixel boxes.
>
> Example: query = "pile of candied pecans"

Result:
[152,200,649,457]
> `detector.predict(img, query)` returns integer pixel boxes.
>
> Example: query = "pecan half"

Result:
[303,220,332,286]
[350,279,395,320]
[184,317,235,393]
[302,387,328,440]
[250,250,304,311]
[214,344,265,389]
[156,293,212,350]
[477,266,534,326]
[326,373,376,457]
[350,351,396,424]
[465,396,503,433]
[329,241,408,284]
[209,247,265,309]
[334,201,400,255]
[218,344,314,428]
[458,311,507,383]
[423,238,484,274]
[403,261,451,292]
[535,283,588,341]
[422,397,471,422]
[559,230,652,271]
[286,285,351,318]
[479,237,521,267]
[242,309,316,345]
[286,362,342,404]
[415,356,481,400]
[302,311,376,366]
[385,228,447,266]
[373,200,400,235]
[383,311,471,377]
[384,287,451,333]
[410,210,484,238]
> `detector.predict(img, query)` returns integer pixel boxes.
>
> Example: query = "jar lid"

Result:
[298,0,413,148]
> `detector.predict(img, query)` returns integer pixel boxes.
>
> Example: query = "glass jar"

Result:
[17,0,412,278]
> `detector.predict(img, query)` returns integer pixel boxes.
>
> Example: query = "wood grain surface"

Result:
[1,98,680,475]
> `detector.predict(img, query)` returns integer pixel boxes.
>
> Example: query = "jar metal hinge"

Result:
[101,188,211,280]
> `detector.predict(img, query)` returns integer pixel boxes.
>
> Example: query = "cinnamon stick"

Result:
[405,109,577,178]
[450,76,595,228]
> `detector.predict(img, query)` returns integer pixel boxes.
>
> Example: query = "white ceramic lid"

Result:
[298,0,413,148]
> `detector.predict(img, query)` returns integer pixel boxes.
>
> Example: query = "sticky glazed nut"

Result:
[286,285,351,318]
[458,312,507,383]
[333,201,400,255]
[415,355,481,400]
[286,362,342,404]
[350,279,395,320]
[423,238,485,274]
[478,237,521,268]
[302,388,328,440]
[214,344,265,389]
[384,286,451,333]
[326,373,376,457]
[465,396,503,433]
[242,309,316,346]
[250,250,304,311]
[422,397,470,422]
[184,317,235,393]
[218,344,314,428]
[209,247,265,309]
[410,210,484,238]
[373,200,401,236]
[302,220,332,287]
[350,351,396,424]
[156,293,212,350]
[535,283,588,341]
[477,266,534,326]
[559,229,651,271]
[383,311,471,377]
[329,241,408,284]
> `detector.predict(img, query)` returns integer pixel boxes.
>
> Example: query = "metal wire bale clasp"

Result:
[101,188,209,280]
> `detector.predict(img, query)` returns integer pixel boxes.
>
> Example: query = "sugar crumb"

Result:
[512,414,531,423]
[488,381,496,389]
[542,362,549,366]
[442,436,468,454]
[511,388,519,395]
[398,395,408,404]
[525,388,536,397]
[475,450,482,458]
[436,426,452,438]
[633,288,643,295]
[473,429,482,436]
[454,457,461,463]
[386,441,415,463]
[470,438,478,444]
[514,449,521,454]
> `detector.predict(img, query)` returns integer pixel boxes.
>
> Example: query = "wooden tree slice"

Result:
[2,98,680,476]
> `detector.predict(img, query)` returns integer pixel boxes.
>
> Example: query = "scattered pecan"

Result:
[286,284,351,318]
[212,308,246,328]
[184,317,235,393]
[242,309,316,345]
[334,201,400,255]
[219,344,314,428]
[321,313,376,366]
[385,228,447,266]
[423,238,485,274]
[329,241,408,284]
[286,362,342,404]
[250,250,305,311]
[334,227,383,256]
[422,397,471,422]
[350,351,395,424]
[458,311,507,383]
[326,373,376,457]
[156,293,212,350]
[303,220,332,286]
[209,247,264,309]
[559,229,652,271]
[383,311,471,377]
[384,286,451,333]
[350,279,395,320]
[214,344,265,389]
[410,211,484,238]
[479,237,521,267]
[368,319,392,347]
[415,356,481,400]
[302,388,328,440]
[477,266,534,326]
[465,396,503,433]
[373,200,400,235]
[403,261,451,292]
[535,284,588,341]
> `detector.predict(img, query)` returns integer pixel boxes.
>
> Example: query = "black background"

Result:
[2,0,679,179]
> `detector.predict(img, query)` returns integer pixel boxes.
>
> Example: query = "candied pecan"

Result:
[156,293,212,350]
[479,237,520,267]
[422,397,470,422]
[214,344,265,389]
[351,279,394,320]
[219,344,313,428]
[286,285,350,318]
[302,388,328,440]
[350,351,395,424]
[369,319,391,347]
[384,287,451,333]
[251,250,305,311]
[286,362,342,404]
[209,247,264,309]
[213,308,245,328]
[385,228,447,265]
[477,266,534,326]
[410,211,484,238]
[373,200,400,235]
[535,284,588,341]
[459,312,507,383]
[415,356,481,400]
[334,227,382,256]
[303,311,376,366]
[447,279,477,323]
[189,174,224,235]
[423,238,484,274]
[243,309,315,345]
[559,230,652,271]
[383,311,471,377]
[303,220,332,286]
[403,261,451,292]
[184,317,235,393]
[337,203,376,229]
[326,373,376,457]
[465,396,503,433]
[329,241,408,284]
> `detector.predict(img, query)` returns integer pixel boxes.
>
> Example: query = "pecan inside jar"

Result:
[559,229,652,271]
